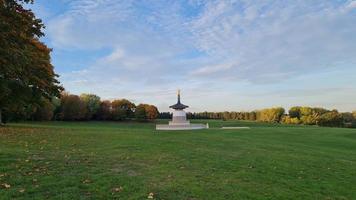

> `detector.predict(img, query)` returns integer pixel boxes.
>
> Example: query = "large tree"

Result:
[0,0,62,124]
[59,93,86,121]
[111,99,135,120]
[135,104,147,121]
[80,93,101,120]
[97,100,112,120]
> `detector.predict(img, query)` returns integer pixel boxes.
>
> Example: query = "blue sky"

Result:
[27,0,356,112]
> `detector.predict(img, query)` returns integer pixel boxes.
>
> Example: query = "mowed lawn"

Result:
[0,120,356,200]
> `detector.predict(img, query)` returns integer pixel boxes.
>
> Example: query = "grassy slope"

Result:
[0,120,356,199]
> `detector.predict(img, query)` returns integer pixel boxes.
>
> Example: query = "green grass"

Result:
[0,120,356,199]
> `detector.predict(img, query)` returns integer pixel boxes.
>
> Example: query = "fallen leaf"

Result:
[148,192,154,199]
[112,186,123,193]
[1,183,11,189]
[82,179,91,184]
[19,189,25,193]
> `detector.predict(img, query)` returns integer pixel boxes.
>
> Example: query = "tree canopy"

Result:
[0,0,63,124]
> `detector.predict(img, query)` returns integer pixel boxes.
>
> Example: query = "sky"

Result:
[27,0,356,112]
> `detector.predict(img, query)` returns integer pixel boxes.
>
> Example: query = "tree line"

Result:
[160,107,356,128]
[2,92,159,122]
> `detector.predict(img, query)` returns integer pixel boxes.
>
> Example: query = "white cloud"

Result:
[190,63,234,76]
[33,0,356,111]
[345,1,356,11]
[188,0,356,82]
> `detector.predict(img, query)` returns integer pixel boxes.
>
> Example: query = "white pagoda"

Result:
[156,90,207,130]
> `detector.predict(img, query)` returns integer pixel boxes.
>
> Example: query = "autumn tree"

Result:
[135,104,147,121]
[144,104,159,120]
[289,106,301,118]
[80,93,100,120]
[258,107,285,123]
[134,104,159,121]
[97,100,112,120]
[0,0,63,124]
[32,98,54,121]
[111,99,135,120]
[317,111,343,127]
[59,93,86,121]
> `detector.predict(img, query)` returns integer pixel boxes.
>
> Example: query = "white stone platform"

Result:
[221,127,250,129]
[156,124,208,130]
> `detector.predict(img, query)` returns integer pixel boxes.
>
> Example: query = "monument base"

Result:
[168,120,190,126]
[156,124,208,130]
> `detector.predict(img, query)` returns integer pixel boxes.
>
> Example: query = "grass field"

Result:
[0,120,356,199]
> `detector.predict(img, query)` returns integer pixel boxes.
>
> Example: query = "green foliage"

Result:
[134,104,159,121]
[135,104,146,121]
[317,111,343,127]
[80,94,101,120]
[111,99,136,121]
[32,98,54,121]
[341,112,355,128]
[0,0,63,123]
[185,107,354,128]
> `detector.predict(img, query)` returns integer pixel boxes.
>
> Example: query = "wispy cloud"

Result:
[29,0,356,111]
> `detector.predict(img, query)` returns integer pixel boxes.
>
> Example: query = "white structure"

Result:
[169,110,190,126]
[156,90,207,130]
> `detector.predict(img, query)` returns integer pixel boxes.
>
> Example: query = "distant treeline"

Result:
[160,107,356,128]
[2,92,159,122]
